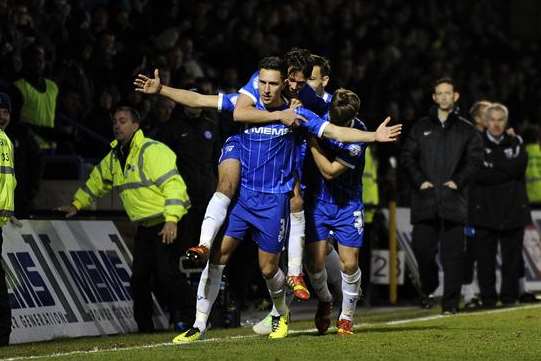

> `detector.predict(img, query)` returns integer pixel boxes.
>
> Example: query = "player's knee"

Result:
[260,263,279,279]
[342,260,359,275]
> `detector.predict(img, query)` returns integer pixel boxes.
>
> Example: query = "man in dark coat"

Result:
[401,77,483,314]
[469,103,531,307]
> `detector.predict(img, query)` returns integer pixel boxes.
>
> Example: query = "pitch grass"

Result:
[2,305,540,361]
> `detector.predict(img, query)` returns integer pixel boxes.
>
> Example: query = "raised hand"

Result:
[134,68,162,94]
[375,117,402,142]
[279,109,306,127]
[289,98,302,110]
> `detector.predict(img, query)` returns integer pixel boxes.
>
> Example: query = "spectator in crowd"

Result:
[10,44,59,151]
[469,103,531,307]
[0,92,16,346]
[58,106,195,332]
[79,86,119,158]
[401,77,483,314]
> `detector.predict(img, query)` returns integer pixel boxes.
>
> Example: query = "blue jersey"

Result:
[304,117,367,204]
[238,79,328,194]
[239,71,330,116]
[218,92,239,113]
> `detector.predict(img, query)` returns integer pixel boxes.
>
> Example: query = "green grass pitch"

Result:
[2,305,540,361]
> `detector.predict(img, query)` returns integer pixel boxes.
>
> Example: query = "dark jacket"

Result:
[401,107,483,224]
[469,132,531,230]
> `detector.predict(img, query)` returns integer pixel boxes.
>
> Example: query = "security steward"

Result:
[58,106,194,332]
[0,93,16,346]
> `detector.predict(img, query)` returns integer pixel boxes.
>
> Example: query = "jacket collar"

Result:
[428,106,460,126]
[110,129,144,150]
[484,131,511,146]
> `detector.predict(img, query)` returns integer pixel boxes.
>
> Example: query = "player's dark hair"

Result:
[310,54,331,77]
[329,89,360,126]
[433,77,457,92]
[258,56,287,78]
[114,105,142,123]
[284,48,313,78]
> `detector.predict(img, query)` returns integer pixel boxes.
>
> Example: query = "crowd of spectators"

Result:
[1,0,539,153]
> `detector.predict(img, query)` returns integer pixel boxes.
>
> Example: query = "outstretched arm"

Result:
[297,107,401,143]
[134,69,219,108]
[323,117,401,143]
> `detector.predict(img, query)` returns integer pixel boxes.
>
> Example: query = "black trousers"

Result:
[463,235,475,285]
[412,219,465,310]
[472,227,524,305]
[0,230,11,346]
[130,224,195,332]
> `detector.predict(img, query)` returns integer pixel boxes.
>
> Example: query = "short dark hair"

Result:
[284,48,313,78]
[310,55,331,77]
[433,77,457,92]
[114,105,141,123]
[329,89,360,126]
[258,56,287,78]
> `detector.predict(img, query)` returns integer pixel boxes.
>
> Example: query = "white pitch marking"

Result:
[2,304,540,361]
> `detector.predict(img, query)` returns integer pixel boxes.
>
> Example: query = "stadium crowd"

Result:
[1,0,541,346]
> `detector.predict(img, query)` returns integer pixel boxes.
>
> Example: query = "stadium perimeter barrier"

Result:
[375,207,541,298]
[1,212,169,344]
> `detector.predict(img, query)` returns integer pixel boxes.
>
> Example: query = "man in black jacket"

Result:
[401,78,483,313]
[469,103,531,307]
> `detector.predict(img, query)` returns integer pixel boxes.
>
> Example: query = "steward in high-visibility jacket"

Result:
[0,129,15,226]
[0,92,15,346]
[362,145,379,224]
[72,128,190,225]
[61,107,195,333]
[526,143,541,205]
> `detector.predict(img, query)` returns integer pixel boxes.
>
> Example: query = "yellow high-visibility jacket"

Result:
[14,78,58,128]
[0,130,16,226]
[362,146,379,224]
[526,143,541,204]
[73,130,190,225]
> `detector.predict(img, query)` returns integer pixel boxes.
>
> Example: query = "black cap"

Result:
[0,93,11,113]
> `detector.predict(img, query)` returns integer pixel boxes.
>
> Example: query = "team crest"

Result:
[348,144,362,157]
